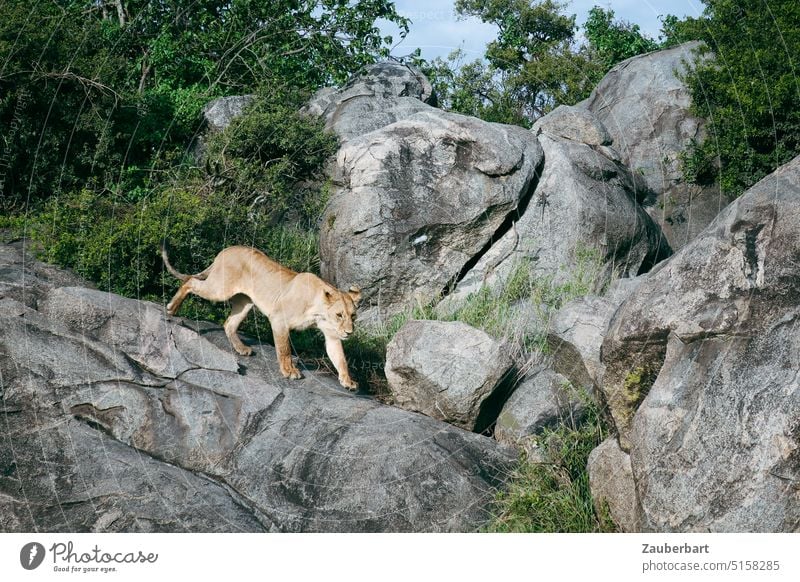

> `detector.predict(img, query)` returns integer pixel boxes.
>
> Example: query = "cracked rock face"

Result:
[0,242,514,532]
[320,108,543,318]
[451,125,671,302]
[599,154,800,531]
[583,41,724,251]
[546,295,618,392]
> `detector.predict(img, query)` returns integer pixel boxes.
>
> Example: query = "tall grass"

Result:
[485,401,616,532]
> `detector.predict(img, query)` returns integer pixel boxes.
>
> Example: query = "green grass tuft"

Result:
[485,402,617,533]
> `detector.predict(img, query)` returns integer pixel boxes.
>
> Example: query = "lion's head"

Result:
[317,285,361,340]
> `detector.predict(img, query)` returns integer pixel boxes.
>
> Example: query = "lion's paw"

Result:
[339,377,358,391]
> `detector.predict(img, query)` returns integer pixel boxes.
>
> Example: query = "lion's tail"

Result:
[161,241,190,282]
[161,241,211,282]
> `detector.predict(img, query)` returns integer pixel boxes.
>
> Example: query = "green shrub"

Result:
[20,186,318,310]
[485,402,616,532]
[666,1,800,198]
[11,78,337,328]
[0,0,407,208]
[202,88,338,228]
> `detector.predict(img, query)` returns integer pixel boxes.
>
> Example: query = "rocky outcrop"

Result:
[320,109,543,317]
[0,242,515,532]
[583,41,723,250]
[494,366,586,448]
[315,65,675,319]
[304,61,435,141]
[385,320,514,432]
[451,110,671,300]
[598,154,800,531]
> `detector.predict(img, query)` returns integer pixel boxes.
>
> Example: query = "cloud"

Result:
[382,0,496,60]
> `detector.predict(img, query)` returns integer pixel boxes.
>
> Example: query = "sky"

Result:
[380,0,706,62]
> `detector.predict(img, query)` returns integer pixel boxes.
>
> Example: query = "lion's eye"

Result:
[337,313,343,320]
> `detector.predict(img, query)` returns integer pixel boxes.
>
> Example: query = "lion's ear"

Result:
[348,286,362,306]
[323,289,334,304]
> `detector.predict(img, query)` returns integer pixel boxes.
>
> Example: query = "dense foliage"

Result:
[201,88,339,228]
[583,6,659,70]
[7,88,337,336]
[0,0,407,300]
[670,0,800,197]
[0,0,408,208]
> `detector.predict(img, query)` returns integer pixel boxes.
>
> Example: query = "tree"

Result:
[422,49,531,126]
[455,0,578,119]
[584,6,659,70]
[669,0,800,197]
[423,2,657,126]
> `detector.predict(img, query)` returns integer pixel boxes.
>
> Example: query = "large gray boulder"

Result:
[494,366,586,448]
[450,111,671,301]
[304,61,435,141]
[385,320,515,432]
[583,42,723,250]
[600,154,800,531]
[0,244,515,532]
[320,109,543,317]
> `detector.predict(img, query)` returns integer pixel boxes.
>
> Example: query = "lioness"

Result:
[161,244,361,390]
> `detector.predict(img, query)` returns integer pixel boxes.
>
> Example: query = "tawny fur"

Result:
[162,244,361,390]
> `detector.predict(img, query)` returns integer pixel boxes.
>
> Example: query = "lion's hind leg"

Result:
[166,279,193,315]
[166,273,227,316]
[224,294,254,356]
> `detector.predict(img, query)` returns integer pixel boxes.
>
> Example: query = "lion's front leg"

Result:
[325,335,357,391]
[273,325,302,380]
